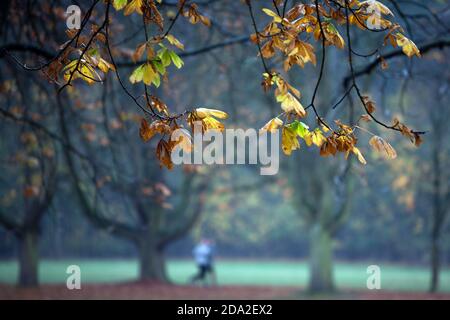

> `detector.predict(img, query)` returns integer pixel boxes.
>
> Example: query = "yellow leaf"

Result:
[303,132,313,146]
[396,33,421,58]
[262,8,282,23]
[97,58,115,73]
[278,93,306,117]
[201,116,225,132]
[142,63,156,85]
[188,108,228,133]
[282,126,300,156]
[311,129,326,147]
[166,34,185,50]
[352,147,367,165]
[200,15,211,27]
[194,108,228,119]
[260,117,283,134]
[124,0,143,16]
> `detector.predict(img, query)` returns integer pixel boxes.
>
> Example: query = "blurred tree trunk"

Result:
[430,234,440,292]
[0,169,55,288]
[137,231,168,282]
[290,155,353,294]
[138,241,167,282]
[18,229,39,287]
[308,224,334,293]
[428,105,448,293]
[430,130,443,293]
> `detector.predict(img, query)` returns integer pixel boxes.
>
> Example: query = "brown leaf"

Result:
[156,139,174,169]
[369,135,397,159]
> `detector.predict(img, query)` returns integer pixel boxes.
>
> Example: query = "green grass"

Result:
[0,259,449,292]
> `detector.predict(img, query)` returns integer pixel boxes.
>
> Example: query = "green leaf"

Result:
[129,64,145,84]
[153,60,166,75]
[113,0,128,10]
[152,72,161,87]
[288,120,309,138]
[168,50,184,69]
[159,49,172,67]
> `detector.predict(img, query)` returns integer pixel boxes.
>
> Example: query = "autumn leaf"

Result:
[142,63,157,85]
[166,34,185,50]
[184,4,211,27]
[260,117,283,134]
[139,118,171,142]
[310,128,326,147]
[315,22,345,49]
[352,146,367,165]
[129,62,160,86]
[369,135,397,159]
[133,43,147,62]
[148,95,169,115]
[139,118,153,142]
[124,0,143,16]
[282,126,300,155]
[396,33,421,58]
[362,96,377,114]
[277,92,306,117]
[194,108,228,120]
[262,8,282,23]
[62,60,100,84]
[188,108,228,133]
[413,133,423,147]
[360,0,394,16]
[200,116,225,132]
[156,139,174,169]
[320,138,338,157]
[97,58,115,73]
[143,0,164,29]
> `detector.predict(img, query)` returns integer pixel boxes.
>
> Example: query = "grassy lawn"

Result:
[0,259,449,292]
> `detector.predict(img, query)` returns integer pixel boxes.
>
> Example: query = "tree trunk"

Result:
[18,229,39,287]
[430,144,442,293]
[137,238,168,282]
[430,233,440,293]
[308,224,334,293]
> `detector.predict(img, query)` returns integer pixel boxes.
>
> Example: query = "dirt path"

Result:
[0,282,297,300]
[1,283,450,300]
